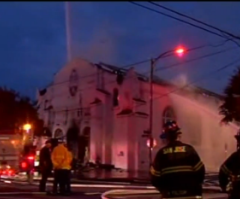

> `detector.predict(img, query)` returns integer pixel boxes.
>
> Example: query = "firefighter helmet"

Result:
[160,120,181,139]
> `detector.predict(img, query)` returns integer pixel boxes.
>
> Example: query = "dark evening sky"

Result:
[0,2,240,98]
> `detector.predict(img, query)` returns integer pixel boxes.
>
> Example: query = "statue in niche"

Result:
[69,69,79,97]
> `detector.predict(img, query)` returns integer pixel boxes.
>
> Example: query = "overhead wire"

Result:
[129,1,240,47]
[48,39,233,88]
[155,46,238,72]
[143,58,240,105]
[47,2,239,88]
[148,1,240,46]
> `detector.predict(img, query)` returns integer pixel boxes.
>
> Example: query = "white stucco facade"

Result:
[36,58,238,172]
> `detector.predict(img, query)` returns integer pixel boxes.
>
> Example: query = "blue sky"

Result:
[0,2,240,98]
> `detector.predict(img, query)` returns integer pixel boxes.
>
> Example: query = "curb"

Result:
[1,177,142,186]
[0,192,46,196]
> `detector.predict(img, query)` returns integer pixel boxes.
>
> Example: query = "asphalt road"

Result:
[0,181,227,199]
[4,172,220,187]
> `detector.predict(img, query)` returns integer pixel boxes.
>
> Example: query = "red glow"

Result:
[7,169,14,175]
[27,156,34,160]
[146,138,157,148]
[21,162,27,168]
[175,47,185,57]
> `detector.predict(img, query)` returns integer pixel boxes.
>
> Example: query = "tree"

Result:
[0,87,43,135]
[219,67,240,124]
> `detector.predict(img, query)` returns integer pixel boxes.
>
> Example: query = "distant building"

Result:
[36,58,237,172]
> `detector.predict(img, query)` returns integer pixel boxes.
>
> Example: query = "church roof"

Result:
[97,62,224,101]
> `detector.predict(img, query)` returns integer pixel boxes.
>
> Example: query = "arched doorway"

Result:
[54,128,64,139]
[78,127,91,163]
[161,106,176,143]
[66,121,79,158]
[162,106,176,124]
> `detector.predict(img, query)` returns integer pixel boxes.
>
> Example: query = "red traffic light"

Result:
[175,47,185,57]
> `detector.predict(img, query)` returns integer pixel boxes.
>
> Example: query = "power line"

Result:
[48,39,231,88]
[155,46,238,72]
[148,1,240,42]
[147,57,240,104]
[129,2,239,45]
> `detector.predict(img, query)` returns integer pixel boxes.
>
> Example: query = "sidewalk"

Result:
[75,169,217,182]
[76,169,150,182]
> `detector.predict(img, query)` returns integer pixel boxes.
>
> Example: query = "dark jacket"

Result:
[219,150,240,197]
[150,141,205,198]
[39,146,52,172]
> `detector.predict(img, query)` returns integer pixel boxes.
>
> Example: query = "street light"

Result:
[23,123,32,133]
[148,46,186,166]
[175,47,185,57]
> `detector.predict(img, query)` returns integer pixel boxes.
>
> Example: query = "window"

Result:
[113,88,119,107]
[77,109,82,117]
[162,106,176,125]
[44,100,49,110]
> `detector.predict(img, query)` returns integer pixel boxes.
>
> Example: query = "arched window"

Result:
[113,88,119,107]
[162,106,176,125]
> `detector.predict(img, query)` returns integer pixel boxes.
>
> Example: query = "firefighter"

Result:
[219,132,240,199]
[150,120,205,198]
[51,138,70,195]
[39,140,52,192]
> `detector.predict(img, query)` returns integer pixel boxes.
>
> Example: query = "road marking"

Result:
[84,192,102,195]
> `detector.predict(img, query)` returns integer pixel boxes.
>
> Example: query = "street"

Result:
[0,180,228,199]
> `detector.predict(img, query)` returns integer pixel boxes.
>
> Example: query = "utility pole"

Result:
[148,58,155,166]
[146,47,186,167]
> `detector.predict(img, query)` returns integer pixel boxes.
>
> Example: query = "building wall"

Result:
[37,58,238,172]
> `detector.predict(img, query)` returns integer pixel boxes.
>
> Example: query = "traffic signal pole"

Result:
[148,58,155,167]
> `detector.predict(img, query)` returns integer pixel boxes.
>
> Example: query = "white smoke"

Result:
[172,74,188,87]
